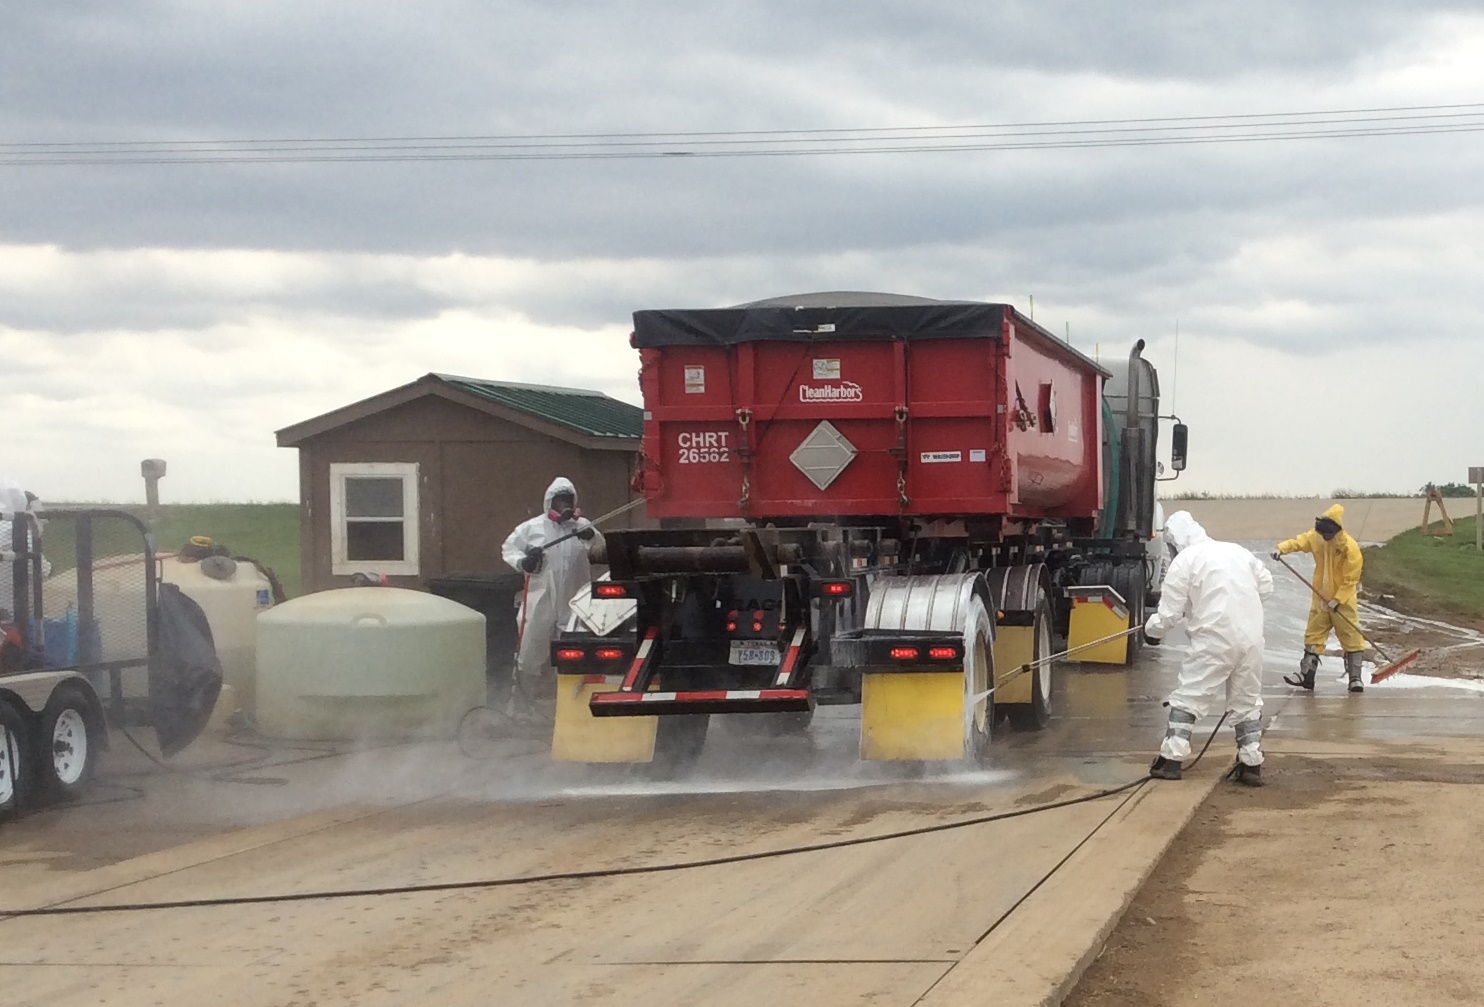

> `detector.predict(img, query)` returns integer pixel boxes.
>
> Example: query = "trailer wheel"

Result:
[1115,565,1148,661]
[1006,599,1054,730]
[649,714,709,779]
[964,597,995,763]
[0,698,34,822]
[35,685,99,802]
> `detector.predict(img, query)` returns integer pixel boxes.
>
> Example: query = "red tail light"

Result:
[889,646,920,660]
[928,646,960,660]
[593,582,633,600]
[555,648,587,663]
[595,647,625,662]
[818,580,854,597]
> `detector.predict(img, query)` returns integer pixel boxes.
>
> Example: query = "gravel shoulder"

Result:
[1066,750,1484,1006]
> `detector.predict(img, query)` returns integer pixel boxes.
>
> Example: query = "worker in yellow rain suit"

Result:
[1272,503,1366,693]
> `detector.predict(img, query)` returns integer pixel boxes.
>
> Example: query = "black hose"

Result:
[1,714,1233,920]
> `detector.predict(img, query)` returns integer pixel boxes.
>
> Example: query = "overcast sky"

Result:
[4,1,1483,504]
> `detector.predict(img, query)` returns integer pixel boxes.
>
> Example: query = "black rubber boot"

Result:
[1149,756,1183,780]
[1345,651,1365,693]
[1284,649,1319,690]
[1232,763,1264,787]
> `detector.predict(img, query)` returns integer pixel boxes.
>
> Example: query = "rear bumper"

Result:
[589,688,812,717]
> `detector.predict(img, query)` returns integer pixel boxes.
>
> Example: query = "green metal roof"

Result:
[436,375,643,440]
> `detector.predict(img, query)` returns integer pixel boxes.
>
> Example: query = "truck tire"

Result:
[964,597,995,763]
[0,698,33,822]
[35,685,99,803]
[1006,598,1054,731]
[1113,564,1148,661]
[649,714,709,779]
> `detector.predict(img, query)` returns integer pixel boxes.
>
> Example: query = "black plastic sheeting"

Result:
[632,294,1011,347]
[148,583,224,757]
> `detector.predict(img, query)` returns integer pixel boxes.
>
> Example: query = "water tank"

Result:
[42,553,274,708]
[162,556,274,714]
[255,587,486,741]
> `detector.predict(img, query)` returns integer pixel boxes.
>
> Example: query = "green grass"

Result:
[1363,515,1484,624]
[40,504,302,599]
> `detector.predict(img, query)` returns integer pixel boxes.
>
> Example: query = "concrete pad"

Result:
[918,762,1224,1006]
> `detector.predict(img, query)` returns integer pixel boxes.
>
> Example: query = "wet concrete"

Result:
[3,544,1480,1006]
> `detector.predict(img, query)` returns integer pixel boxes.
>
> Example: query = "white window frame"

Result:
[329,462,421,577]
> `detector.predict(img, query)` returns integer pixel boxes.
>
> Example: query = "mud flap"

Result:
[859,672,964,761]
[992,625,1035,706]
[149,583,224,757]
[1066,587,1132,664]
[552,674,657,763]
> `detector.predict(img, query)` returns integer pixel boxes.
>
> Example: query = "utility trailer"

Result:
[550,293,1186,772]
[1,509,216,824]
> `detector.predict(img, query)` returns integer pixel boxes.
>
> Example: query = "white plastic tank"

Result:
[162,555,274,713]
[42,552,274,708]
[255,587,486,741]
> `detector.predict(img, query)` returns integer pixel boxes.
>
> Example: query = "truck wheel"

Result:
[1007,599,1054,730]
[0,699,33,822]
[35,685,99,802]
[964,598,995,763]
[649,714,709,779]
[1117,566,1148,661]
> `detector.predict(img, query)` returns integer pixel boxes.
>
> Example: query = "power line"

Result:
[3,102,1483,166]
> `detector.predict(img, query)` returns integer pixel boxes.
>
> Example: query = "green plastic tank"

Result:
[255,587,486,741]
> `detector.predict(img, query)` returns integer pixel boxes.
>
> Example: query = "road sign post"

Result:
[1471,467,1484,551]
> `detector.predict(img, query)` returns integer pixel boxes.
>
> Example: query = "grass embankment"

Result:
[43,504,302,598]
[1364,515,1484,625]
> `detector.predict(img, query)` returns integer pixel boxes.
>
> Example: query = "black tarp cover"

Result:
[149,583,224,757]
[632,293,1010,347]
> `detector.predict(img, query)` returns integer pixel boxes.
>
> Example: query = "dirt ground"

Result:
[1066,754,1484,1006]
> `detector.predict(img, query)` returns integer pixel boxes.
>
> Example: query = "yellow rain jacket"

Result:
[1276,503,1366,651]
[1276,504,1363,607]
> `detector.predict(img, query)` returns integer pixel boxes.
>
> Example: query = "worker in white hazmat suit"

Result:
[501,477,602,715]
[1144,511,1273,787]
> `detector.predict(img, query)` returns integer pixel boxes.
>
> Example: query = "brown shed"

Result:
[275,373,645,596]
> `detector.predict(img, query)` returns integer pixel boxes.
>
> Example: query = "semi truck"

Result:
[549,293,1186,772]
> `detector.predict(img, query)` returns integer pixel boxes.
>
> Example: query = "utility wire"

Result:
[4,103,1484,166]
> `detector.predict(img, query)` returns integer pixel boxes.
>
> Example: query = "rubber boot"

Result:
[1232,763,1264,787]
[1345,651,1365,693]
[1149,756,1183,780]
[1285,648,1319,690]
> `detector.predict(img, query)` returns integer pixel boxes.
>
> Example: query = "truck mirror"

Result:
[1171,423,1189,472]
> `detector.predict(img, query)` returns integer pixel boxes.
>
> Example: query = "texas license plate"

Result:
[729,641,781,666]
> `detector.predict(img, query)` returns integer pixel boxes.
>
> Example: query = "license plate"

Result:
[729,641,780,666]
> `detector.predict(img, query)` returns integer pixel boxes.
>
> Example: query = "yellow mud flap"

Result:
[552,674,658,763]
[860,672,964,761]
[992,624,1035,706]
[1067,587,1132,664]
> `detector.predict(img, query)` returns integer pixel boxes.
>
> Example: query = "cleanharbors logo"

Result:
[799,381,864,403]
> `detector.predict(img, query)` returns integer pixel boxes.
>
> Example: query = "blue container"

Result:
[31,608,103,669]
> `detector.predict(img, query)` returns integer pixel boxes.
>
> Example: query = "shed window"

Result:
[330,463,420,576]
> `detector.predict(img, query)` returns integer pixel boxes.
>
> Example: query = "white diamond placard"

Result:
[790,421,858,490]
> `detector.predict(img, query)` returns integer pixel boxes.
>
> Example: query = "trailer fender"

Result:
[986,564,1050,708]
[858,573,994,762]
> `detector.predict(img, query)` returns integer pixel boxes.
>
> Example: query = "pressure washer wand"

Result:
[535,497,647,553]
[1002,626,1142,686]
